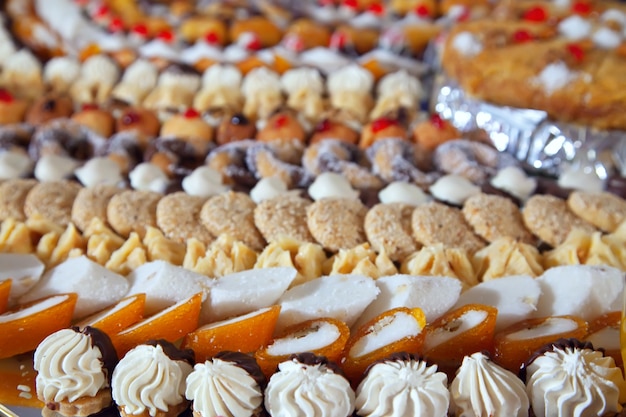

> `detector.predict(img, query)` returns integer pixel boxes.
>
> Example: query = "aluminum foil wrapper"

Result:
[432,74,626,180]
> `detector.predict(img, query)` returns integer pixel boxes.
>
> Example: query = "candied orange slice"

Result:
[0,279,11,314]
[110,293,202,356]
[254,317,350,377]
[494,315,588,372]
[423,304,497,376]
[237,56,269,75]
[341,307,427,384]
[361,59,390,82]
[75,293,146,337]
[0,354,42,408]
[273,53,293,74]
[586,311,622,370]
[182,305,280,363]
[0,293,78,359]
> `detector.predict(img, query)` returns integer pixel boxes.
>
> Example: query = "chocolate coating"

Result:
[146,339,195,366]
[214,351,267,389]
[287,352,346,378]
[79,326,119,384]
[144,137,204,176]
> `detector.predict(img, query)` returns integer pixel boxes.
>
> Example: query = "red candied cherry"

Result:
[93,5,110,19]
[283,33,305,52]
[414,5,430,17]
[274,115,289,128]
[457,7,471,22]
[567,43,585,62]
[131,23,149,37]
[329,31,348,49]
[367,3,385,15]
[82,103,99,111]
[523,6,548,22]
[572,1,592,15]
[315,119,332,132]
[121,111,140,125]
[108,17,125,33]
[204,31,220,44]
[371,117,398,133]
[157,29,175,43]
[245,35,262,51]
[0,89,13,103]
[430,114,445,129]
[342,0,358,9]
[183,108,200,119]
[513,29,533,43]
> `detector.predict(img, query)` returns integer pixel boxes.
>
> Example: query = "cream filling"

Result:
[424,309,488,351]
[506,317,578,341]
[267,321,340,356]
[349,311,421,358]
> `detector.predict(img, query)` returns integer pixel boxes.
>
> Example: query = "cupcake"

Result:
[355,352,449,417]
[185,351,266,417]
[34,326,119,417]
[521,339,626,417]
[264,353,355,417]
[111,340,194,417]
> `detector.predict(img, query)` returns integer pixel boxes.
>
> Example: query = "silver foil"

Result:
[432,74,626,179]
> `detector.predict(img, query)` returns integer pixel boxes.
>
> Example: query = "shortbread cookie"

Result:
[364,203,419,261]
[107,190,161,238]
[412,201,486,254]
[200,191,265,251]
[24,180,82,226]
[254,194,315,243]
[0,178,38,221]
[156,192,214,245]
[71,184,123,231]
[462,193,535,244]
[522,194,597,247]
[567,191,626,233]
[306,197,368,252]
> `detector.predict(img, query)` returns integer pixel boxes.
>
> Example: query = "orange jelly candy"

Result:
[586,311,622,370]
[423,304,497,376]
[494,315,588,372]
[341,307,426,384]
[110,293,202,356]
[0,293,78,359]
[254,317,350,377]
[182,305,280,363]
[0,279,11,314]
[75,293,145,337]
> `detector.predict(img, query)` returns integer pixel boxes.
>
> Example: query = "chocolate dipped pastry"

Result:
[185,351,267,417]
[112,340,194,417]
[25,94,74,125]
[216,113,257,145]
[159,108,214,156]
[71,104,116,138]
[0,88,29,124]
[99,131,144,175]
[144,136,206,178]
[28,119,104,162]
[34,326,119,417]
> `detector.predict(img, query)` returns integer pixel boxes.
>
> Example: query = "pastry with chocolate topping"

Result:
[159,108,214,156]
[0,88,29,124]
[112,339,194,417]
[216,113,257,145]
[34,326,119,417]
[185,351,267,417]
[264,353,355,417]
[71,105,116,139]
[144,136,206,178]
[116,107,161,144]
[25,94,74,125]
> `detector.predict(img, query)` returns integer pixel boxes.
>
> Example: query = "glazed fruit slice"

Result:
[0,293,78,359]
[254,317,350,377]
[494,315,588,372]
[585,311,622,370]
[0,354,41,407]
[0,280,11,314]
[110,292,202,356]
[75,293,146,336]
[423,304,498,376]
[341,307,426,384]
[182,305,280,363]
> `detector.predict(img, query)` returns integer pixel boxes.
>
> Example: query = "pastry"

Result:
[71,104,116,138]
[159,109,214,155]
[25,94,74,125]
[0,88,29,124]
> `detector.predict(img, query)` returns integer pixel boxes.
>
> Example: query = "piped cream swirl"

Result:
[525,346,626,417]
[111,344,193,417]
[264,358,355,417]
[355,358,449,417]
[185,358,264,417]
[450,352,529,417]
[34,328,108,403]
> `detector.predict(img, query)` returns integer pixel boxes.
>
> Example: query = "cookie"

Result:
[23,180,82,226]
[522,194,597,247]
[71,184,123,231]
[364,203,419,261]
[107,190,162,238]
[411,201,486,254]
[156,192,214,245]
[462,193,535,244]
[0,178,38,221]
[200,191,265,251]
[253,194,315,243]
[567,191,626,233]
[306,197,368,252]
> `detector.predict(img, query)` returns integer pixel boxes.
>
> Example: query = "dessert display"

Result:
[2,0,626,415]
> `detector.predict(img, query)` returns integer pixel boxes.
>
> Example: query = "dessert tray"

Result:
[2,0,626,416]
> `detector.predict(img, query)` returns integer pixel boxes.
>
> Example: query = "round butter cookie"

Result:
[156,192,214,245]
[567,191,626,233]
[0,178,38,221]
[364,203,419,261]
[71,184,123,231]
[24,180,82,226]
[253,194,315,244]
[306,197,368,252]
[107,190,161,238]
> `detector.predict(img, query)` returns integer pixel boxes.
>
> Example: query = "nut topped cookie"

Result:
[567,191,626,233]
[107,190,162,238]
[24,180,82,227]
[156,192,214,245]
[306,197,369,252]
